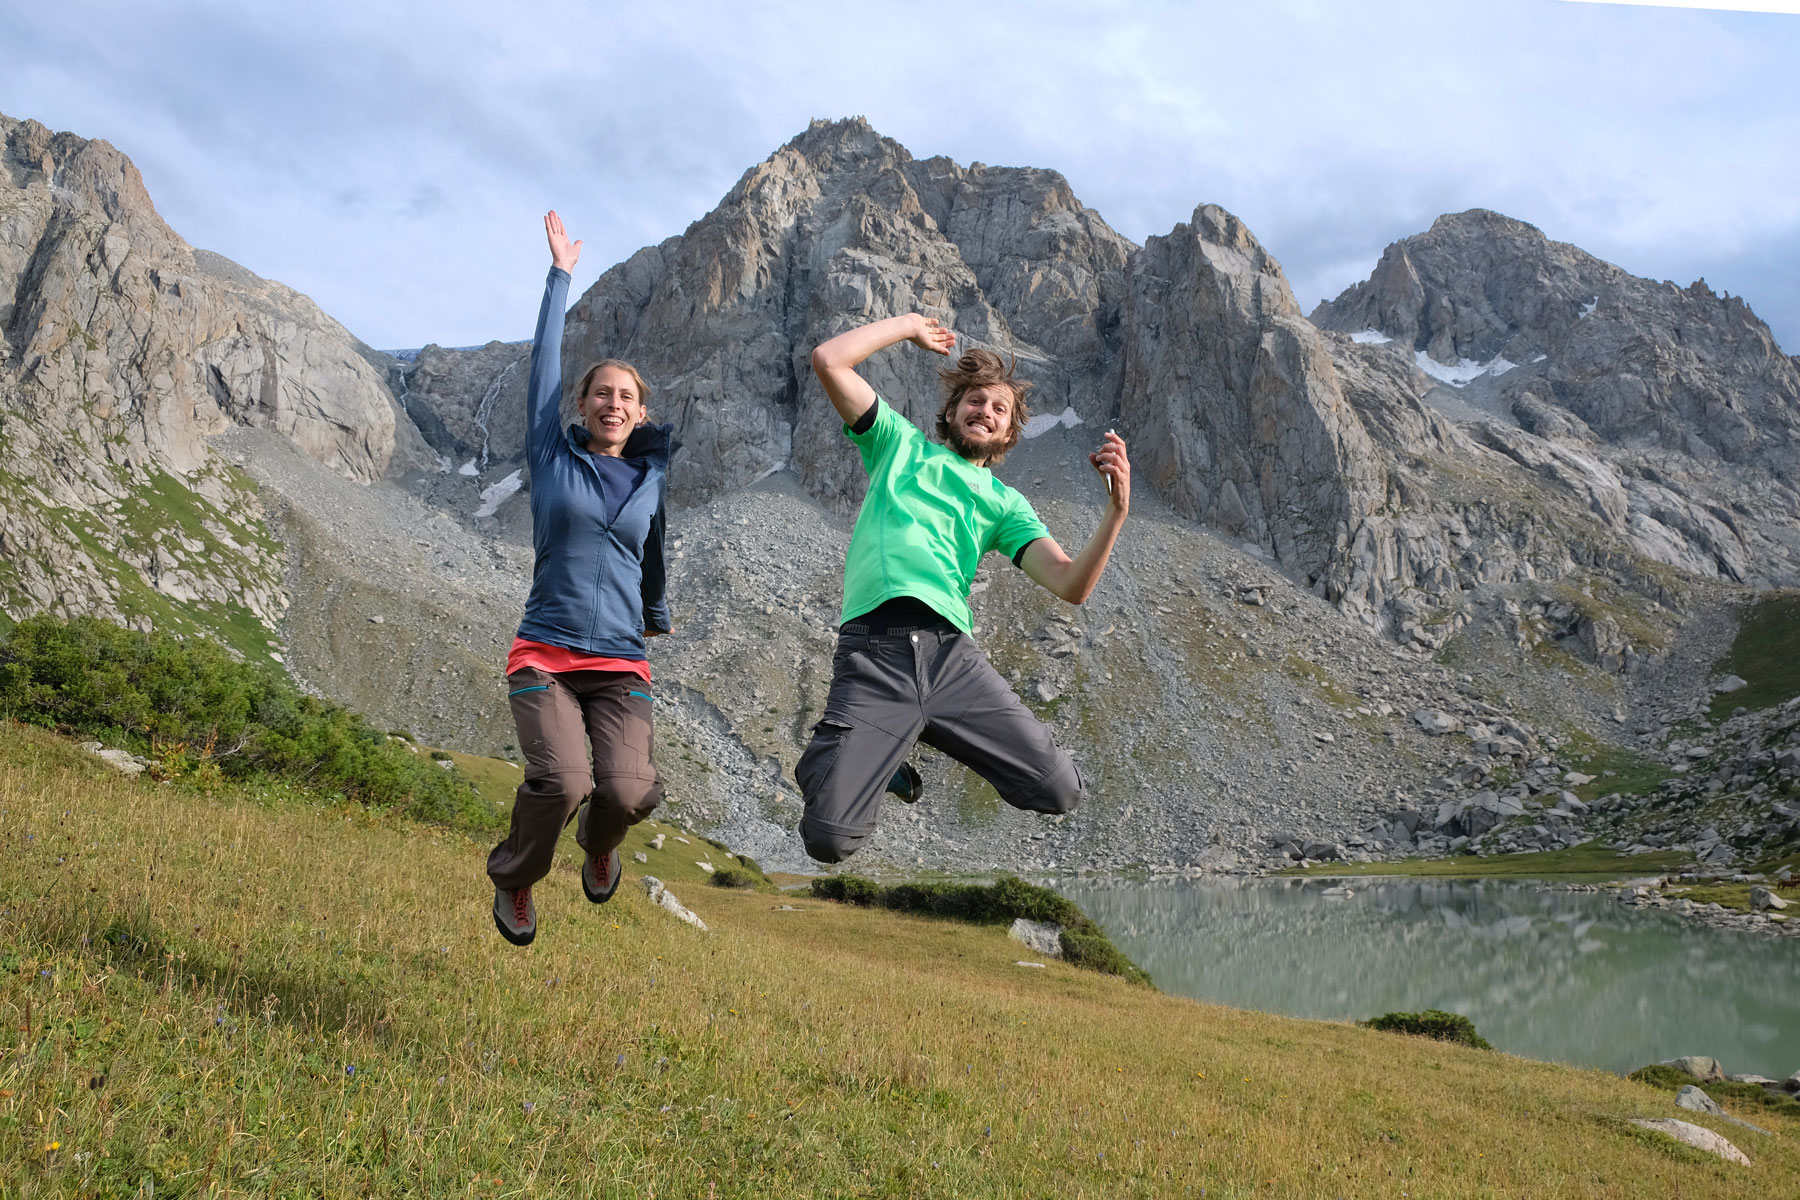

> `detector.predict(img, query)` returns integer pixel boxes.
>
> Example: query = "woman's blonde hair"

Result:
[575,359,653,419]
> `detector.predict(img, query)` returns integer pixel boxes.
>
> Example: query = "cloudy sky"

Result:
[7,0,1798,351]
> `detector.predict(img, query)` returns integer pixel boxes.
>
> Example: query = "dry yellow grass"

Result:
[1,721,1792,1197]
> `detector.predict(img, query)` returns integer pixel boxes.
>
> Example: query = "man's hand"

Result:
[1090,431,1131,515]
[908,315,957,357]
[1020,432,1131,605]
[545,210,582,273]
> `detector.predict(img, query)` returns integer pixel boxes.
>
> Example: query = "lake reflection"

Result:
[1056,876,1800,1077]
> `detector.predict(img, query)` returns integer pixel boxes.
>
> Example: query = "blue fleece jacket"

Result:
[516,267,672,659]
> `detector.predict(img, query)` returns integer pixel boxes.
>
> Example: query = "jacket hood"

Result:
[568,421,673,462]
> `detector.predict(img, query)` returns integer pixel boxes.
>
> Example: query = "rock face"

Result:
[540,126,1800,673]
[0,113,427,486]
[1118,205,1383,590]
[393,341,529,473]
[0,110,431,649]
[1312,209,1800,589]
[559,118,1134,512]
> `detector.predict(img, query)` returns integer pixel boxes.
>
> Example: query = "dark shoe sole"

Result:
[583,848,622,904]
[886,761,923,804]
[494,906,536,946]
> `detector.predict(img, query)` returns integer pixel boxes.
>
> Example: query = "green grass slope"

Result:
[1712,590,1800,716]
[2,722,1794,1197]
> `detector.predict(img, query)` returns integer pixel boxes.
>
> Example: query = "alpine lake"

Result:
[1053,873,1800,1079]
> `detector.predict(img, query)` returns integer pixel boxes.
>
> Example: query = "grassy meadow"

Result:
[3,721,1796,1197]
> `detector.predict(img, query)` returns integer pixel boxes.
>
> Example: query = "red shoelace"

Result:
[513,887,532,925]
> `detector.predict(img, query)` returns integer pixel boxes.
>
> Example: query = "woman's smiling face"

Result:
[579,365,647,455]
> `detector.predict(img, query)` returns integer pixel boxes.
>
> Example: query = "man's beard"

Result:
[945,424,1005,464]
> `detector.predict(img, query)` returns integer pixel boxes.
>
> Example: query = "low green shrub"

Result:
[709,868,761,890]
[808,873,1152,986]
[0,614,498,833]
[1361,1010,1492,1049]
[811,875,882,906]
[1627,1064,1695,1090]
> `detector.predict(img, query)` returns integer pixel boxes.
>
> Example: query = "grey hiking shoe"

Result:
[582,846,623,904]
[886,761,923,804]
[493,885,536,946]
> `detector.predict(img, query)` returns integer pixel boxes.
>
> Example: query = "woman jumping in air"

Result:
[488,210,673,946]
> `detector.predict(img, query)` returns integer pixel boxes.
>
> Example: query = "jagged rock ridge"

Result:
[1313,209,1800,590]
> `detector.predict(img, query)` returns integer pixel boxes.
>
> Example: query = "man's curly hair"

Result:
[935,348,1032,464]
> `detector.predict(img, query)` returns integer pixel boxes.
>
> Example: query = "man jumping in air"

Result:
[797,313,1131,863]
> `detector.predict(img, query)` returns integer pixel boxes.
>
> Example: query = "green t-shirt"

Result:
[839,397,1049,633]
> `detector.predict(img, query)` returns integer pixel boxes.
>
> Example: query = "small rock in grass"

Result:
[633,852,648,864]
[1013,961,1047,969]
[1629,1118,1748,1165]
[696,861,714,874]
[81,741,146,776]
[1675,1085,1725,1116]
[1009,918,1063,958]
[640,876,707,932]
[650,834,666,850]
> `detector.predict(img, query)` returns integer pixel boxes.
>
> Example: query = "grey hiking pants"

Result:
[795,625,1082,863]
[486,667,662,891]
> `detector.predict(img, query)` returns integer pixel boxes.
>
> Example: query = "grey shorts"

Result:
[795,626,1081,863]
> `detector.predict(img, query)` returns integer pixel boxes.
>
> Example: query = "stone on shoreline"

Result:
[1659,1055,1725,1083]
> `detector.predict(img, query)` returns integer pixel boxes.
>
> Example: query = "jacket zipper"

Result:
[570,432,663,647]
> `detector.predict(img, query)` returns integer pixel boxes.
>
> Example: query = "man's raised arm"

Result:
[809,314,957,427]
[1019,431,1132,605]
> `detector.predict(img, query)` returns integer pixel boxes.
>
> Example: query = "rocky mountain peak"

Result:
[557,117,1136,512]
[3,116,159,232]
[785,115,903,167]
[1313,207,1800,588]
[1424,207,1543,242]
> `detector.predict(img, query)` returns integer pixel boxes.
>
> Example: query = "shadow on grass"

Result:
[14,894,402,1045]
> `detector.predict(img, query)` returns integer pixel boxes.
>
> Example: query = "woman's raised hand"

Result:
[545,210,582,273]
[907,314,957,357]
